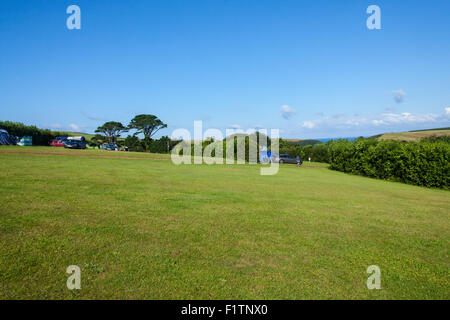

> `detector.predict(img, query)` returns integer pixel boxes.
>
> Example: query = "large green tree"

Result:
[95,121,128,143]
[128,114,167,149]
[89,134,107,145]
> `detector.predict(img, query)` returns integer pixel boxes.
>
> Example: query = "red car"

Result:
[49,139,64,147]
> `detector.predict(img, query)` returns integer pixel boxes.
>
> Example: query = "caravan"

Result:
[63,136,87,149]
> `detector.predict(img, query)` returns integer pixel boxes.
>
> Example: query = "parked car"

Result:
[272,154,299,164]
[100,143,119,151]
[49,139,64,147]
[63,140,87,149]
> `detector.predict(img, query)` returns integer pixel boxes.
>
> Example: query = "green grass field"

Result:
[0,146,448,299]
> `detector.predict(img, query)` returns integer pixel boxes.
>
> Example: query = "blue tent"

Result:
[259,151,272,163]
[0,129,19,145]
[18,136,32,146]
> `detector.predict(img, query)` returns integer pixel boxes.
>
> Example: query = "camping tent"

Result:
[259,151,272,163]
[0,129,19,145]
[18,136,32,146]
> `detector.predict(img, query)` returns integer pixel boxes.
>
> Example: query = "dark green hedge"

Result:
[328,138,450,189]
[148,136,180,153]
[279,139,330,163]
[123,135,180,153]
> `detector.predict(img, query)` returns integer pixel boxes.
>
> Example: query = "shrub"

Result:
[328,138,449,189]
[279,139,330,163]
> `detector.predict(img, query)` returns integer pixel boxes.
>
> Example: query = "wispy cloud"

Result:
[43,123,62,130]
[201,114,212,122]
[228,124,242,129]
[332,113,345,119]
[280,105,296,120]
[41,123,89,132]
[392,89,407,103]
[81,111,106,121]
[69,123,83,131]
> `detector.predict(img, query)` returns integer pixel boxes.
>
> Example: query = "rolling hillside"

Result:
[376,128,450,142]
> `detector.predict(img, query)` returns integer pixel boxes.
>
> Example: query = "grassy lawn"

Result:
[0,146,448,299]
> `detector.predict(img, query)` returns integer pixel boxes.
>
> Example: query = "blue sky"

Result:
[1,0,449,139]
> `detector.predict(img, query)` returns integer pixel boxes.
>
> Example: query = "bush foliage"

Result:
[328,138,449,189]
[279,139,330,163]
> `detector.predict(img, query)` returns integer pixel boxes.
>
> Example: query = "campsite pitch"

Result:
[0,146,448,299]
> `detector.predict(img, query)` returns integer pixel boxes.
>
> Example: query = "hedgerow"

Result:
[328,138,450,189]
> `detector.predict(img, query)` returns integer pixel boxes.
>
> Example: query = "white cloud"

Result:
[69,123,82,131]
[228,124,242,129]
[81,111,105,121]
[392,89,407,103]
[44,123,62,129]
[280,105,296,119]
[302,121,315,129]
[300,108,450,130]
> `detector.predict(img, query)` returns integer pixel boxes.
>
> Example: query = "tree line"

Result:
[0,115,170,152]
[279,139,330,163]
[93,114,168,150]
[2,118,449,188]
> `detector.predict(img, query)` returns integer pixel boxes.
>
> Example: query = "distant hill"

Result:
[285,137,359,145]
[315,137,359,143]
[62,132,96,140]
[285,139,323,146]
[409,127,450,132]
[54,131,129,142]
[377,128,450,142]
